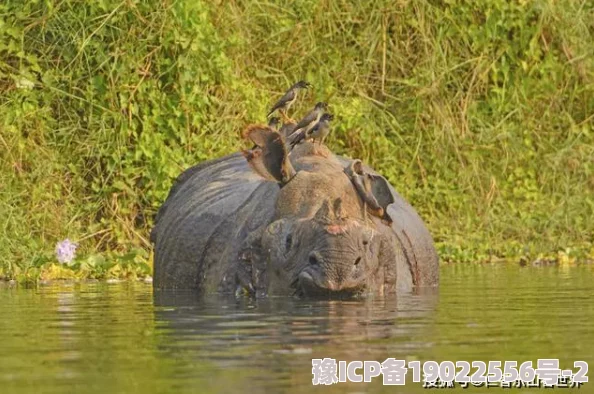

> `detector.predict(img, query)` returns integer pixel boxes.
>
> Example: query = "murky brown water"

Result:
[1,264,593,393]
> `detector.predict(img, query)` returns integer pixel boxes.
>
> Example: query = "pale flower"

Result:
[55,239,78,264]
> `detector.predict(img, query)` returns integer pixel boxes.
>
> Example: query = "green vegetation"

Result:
[1,0,593,282]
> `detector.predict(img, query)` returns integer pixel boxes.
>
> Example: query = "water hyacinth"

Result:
[55,239,78,264]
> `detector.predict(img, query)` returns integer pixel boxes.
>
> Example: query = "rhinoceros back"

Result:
[151,153,278,290]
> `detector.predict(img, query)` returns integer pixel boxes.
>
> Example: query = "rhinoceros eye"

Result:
[285,234,293,251]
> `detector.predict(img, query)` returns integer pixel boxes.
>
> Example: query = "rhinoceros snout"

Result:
[297,251,366,297]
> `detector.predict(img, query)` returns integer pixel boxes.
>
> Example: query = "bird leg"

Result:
[312,140,321,157]
[279,110,291,124]
[280,109,297,124]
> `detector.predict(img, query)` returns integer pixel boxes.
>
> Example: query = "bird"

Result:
[267,80,311,122]
[290,113,334,149]
[286,102,328,145]
[309,113,334,146]
[268,116,281,131]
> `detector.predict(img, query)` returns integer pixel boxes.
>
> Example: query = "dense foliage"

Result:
[1,0,593,282]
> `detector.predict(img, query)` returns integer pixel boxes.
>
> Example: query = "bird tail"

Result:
[288,131,303,149]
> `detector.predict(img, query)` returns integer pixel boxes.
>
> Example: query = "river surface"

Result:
[1,264,593,394]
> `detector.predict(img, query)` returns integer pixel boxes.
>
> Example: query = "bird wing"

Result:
[291,110,317,132]
[306,121,321,137]
[267,89,296,117]
[288,129,307,148]
[288,118,322,148]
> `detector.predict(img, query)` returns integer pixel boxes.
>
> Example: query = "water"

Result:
[1,264,593,394]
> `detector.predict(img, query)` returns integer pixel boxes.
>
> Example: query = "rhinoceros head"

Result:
[262,197,386,297]
[243,126,395,297]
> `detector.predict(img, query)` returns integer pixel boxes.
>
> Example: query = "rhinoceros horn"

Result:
[313,198,347,224]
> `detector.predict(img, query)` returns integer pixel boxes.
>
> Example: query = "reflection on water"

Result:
[1,264,593,394]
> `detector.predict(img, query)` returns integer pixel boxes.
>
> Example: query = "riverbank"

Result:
[2,251,593,284]
[0,277,153,287]
[0,249,153,284]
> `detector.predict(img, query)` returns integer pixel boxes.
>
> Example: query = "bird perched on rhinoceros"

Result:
[290,113,334,150]
[286,102,327,141]
[309,113,334,145]
[151,122,439,298]
[267,80,311,122]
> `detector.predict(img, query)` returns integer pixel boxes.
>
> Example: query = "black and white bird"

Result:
[309,113,334,146]
[286,102,328,143]
[267,80,311,122]
[290,113,334,149]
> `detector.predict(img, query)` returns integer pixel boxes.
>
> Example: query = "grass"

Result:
[0,0,593,283]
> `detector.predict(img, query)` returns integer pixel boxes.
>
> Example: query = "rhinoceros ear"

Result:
[367,174,395,214]
[345,159,395,222]
[242,124,296,185]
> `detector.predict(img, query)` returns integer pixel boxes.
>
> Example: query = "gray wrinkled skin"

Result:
[262,216,394,297]
[151,142,439,297]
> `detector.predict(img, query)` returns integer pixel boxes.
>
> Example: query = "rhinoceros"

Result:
[151,124,439,297]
